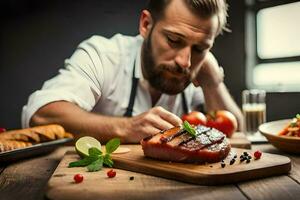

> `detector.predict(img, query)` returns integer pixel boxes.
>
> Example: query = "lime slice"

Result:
[112,147,130,154]
[102,146,131,154]
[75,136,101,157]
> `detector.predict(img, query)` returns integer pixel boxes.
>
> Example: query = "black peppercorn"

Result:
[246,159,251,163]
[240,156,246,162]
[129,176,134,180]
[230,159,235,165]
[221,163,226,168]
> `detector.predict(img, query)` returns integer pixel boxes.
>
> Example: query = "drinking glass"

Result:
[242,89,266,136]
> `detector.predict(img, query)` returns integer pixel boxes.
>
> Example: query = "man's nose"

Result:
[175,47,191,69]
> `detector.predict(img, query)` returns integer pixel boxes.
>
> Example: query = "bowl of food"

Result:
[259,114,300,154]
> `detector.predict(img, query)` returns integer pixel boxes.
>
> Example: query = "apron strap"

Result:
[124,62,139,117]
[124,59,190,117]
[181,91,190,114]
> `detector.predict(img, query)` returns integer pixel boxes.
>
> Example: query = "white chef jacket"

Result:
[22,34,204,128]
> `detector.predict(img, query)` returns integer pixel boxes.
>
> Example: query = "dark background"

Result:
[1,0,299,129]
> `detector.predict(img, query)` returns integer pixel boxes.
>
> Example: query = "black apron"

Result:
[123,62,189,117]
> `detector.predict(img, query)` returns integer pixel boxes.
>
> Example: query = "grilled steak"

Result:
[141,125,231,163]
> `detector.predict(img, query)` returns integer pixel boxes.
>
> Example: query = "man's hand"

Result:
[192,52,224,88]
[124,106,182,143]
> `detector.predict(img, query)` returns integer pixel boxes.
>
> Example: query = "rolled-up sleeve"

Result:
[22,39,105,128]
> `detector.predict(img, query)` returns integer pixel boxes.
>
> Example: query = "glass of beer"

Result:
[242,89,266,136]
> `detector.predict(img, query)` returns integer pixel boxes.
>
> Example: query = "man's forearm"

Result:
[30,101,130,143]
[202,83,244,131]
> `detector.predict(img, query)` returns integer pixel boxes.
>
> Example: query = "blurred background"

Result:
[0,0,299,129]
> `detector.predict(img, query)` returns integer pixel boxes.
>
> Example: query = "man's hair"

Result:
[146,0,229,35]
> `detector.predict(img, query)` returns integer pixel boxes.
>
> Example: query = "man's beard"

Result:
[141,30,191,95]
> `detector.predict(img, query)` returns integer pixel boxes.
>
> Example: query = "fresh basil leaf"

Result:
[105,138,120,154]
[87,157,103,172]
[103,154,114,167]
[183,120,196,137]
[68,156,97,167]
[88,147,102,157]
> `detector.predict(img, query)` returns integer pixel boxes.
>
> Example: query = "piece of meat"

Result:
[141,125,231,163]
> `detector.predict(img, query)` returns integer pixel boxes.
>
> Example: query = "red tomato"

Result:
[182,111,207,126]
[0,128,6,133]
[73,174,84,183]
[107,169,116,178]
[206,110,237,138]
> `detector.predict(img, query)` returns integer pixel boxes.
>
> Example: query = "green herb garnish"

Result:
[68,138,120,172]
[87,157,103,172]
[105,138,121,154]
[68,155,98,167]
[296,114,300,120]
[183,120,196,137]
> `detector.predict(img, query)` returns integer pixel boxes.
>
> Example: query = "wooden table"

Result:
[1,144,300,200]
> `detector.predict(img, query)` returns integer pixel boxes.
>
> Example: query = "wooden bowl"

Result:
[259,119,300,154]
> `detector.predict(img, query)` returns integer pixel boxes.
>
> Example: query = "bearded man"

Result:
[22,0,243,143]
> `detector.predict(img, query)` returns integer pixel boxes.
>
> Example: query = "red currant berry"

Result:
[107,169,116,178]
[254,150,262,159]
[73,174,84,183]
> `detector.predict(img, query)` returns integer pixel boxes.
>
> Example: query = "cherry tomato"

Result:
[254,150,262,159]
[0,128,6,133]
[206,110,238,138]
[182,111,207,126]
[107,169,116,178]
[73,174,84,183]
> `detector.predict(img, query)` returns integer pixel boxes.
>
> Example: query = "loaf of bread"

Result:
[0,124,73,153]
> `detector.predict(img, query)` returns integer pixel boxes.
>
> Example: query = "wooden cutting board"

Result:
[228,132,251,149]
[111,145,290,185]
[46,145,290,196]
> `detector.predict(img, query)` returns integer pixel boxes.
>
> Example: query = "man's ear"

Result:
[139,10,154,38]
